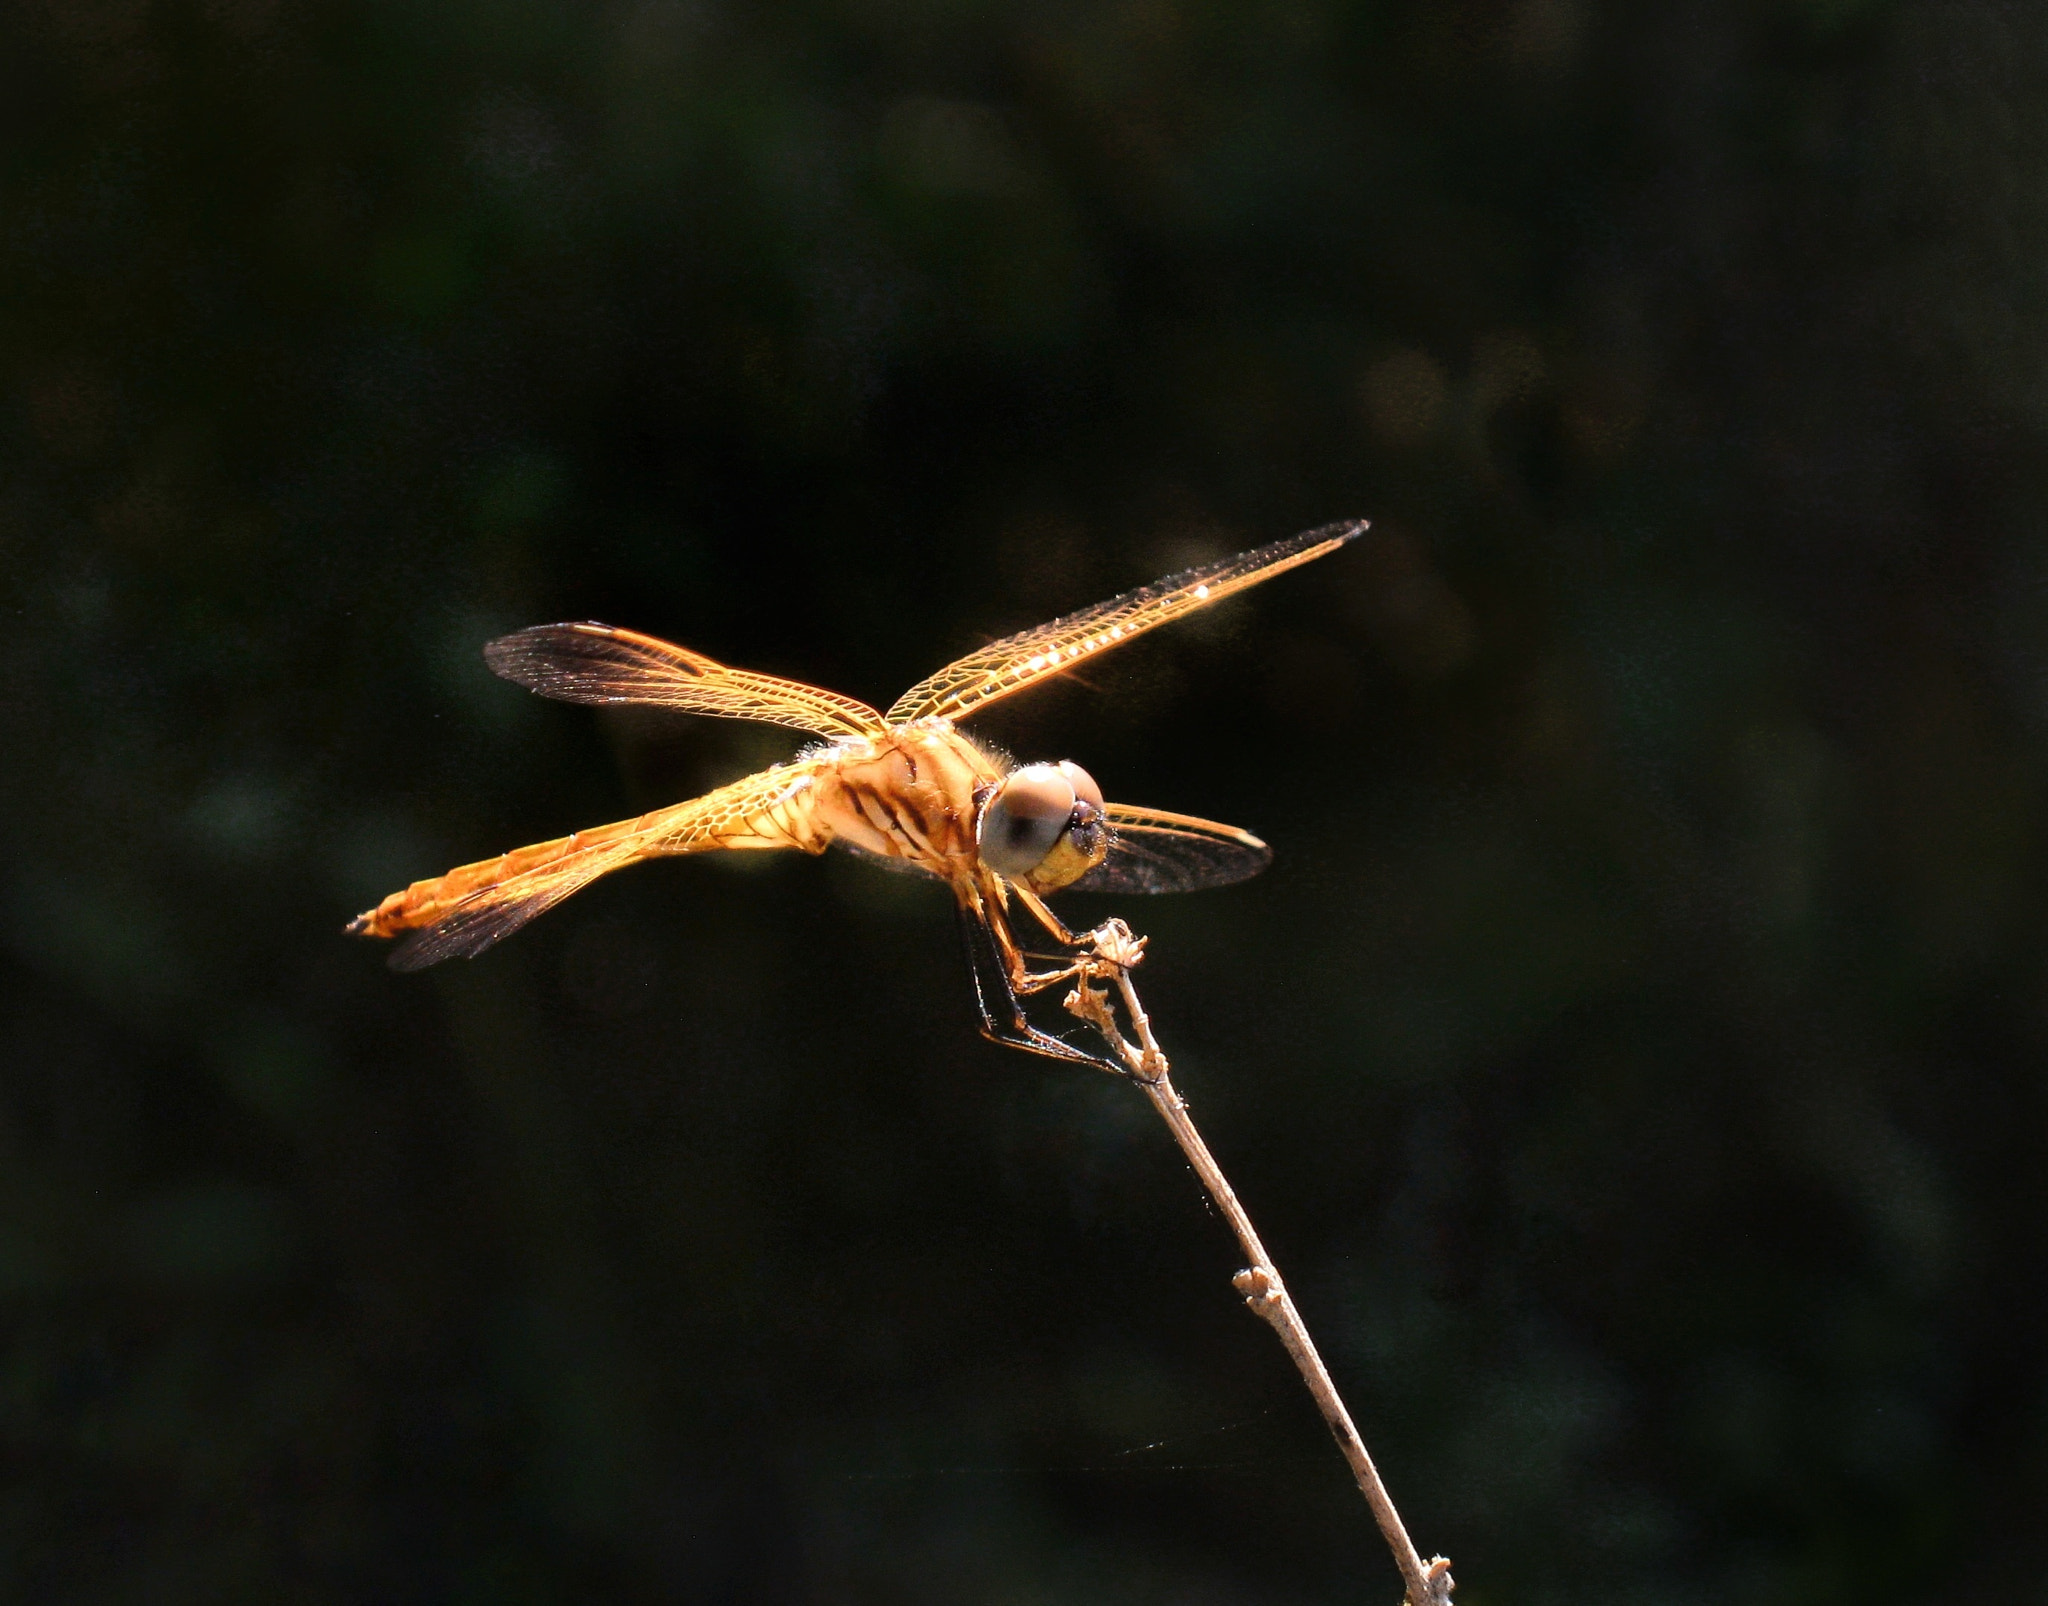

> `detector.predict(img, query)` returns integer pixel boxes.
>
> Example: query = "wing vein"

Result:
[1064,804,1273,895]
[886,521,1366,724]
[487,622,888,738]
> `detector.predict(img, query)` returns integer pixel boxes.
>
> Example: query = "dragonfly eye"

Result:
[979,761,1108,892]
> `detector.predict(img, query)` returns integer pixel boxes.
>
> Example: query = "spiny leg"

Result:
[973,874,1092,997]
[1008,883,1087,947]
[953,900,1126,1074]
[1006,884,1147,995]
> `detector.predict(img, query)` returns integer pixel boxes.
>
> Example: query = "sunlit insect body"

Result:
[349,521,1366,1071]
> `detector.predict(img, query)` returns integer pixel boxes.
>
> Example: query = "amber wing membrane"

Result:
[487,622,888,739]
[348,760,830,969]
[885,520,1367,725]
[1064,804,1273,895]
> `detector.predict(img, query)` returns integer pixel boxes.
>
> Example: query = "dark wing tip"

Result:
[387,924,486,971]
[1215,834,1274,883]
[483,621,610,678]
[482,621,707,703]
[1300,517,1369,547]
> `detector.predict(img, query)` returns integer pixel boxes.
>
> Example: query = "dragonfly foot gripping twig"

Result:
[1063,925,1453,1606]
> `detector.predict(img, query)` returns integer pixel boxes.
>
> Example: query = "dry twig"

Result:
[1060,919,1454,1606]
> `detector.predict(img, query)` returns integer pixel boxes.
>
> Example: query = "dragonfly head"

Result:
[977,760,1108,893]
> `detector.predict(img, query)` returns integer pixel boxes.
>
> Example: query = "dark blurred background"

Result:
[6,0,2046,1599]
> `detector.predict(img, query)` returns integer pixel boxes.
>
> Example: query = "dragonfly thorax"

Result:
[815,725,995,878]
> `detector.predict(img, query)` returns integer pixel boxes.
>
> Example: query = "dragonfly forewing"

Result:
[487,621,889,738]
[885,520,1366,725]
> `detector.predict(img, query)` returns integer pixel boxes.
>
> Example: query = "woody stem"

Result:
[1064,940,1451,1606]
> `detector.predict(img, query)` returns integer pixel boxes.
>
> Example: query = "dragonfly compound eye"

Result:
[979,761,1109,892]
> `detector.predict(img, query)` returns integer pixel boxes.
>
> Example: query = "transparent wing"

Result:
[886,520,1366,725]
[486,622,889,739]
[1063,804,1272,895]
[381,833,652,971]
[348,760,831,969]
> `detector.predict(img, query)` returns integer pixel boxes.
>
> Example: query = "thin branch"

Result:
[1061,920,1454,1606]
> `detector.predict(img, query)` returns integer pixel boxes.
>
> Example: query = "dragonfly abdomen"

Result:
[345,813,655,940]
[347,762,835,960]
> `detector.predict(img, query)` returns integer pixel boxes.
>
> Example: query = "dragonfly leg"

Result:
[1007,885,1087,947]
[1014,953,1088,995]
[954,901,1127,1075]
[1010,885,1148,971]
[1005,886,1115,994]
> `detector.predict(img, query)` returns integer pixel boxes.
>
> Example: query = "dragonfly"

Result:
[349,520,1365,1072]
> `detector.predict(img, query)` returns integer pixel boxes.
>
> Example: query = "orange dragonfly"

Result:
[350,521,1364,1071]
